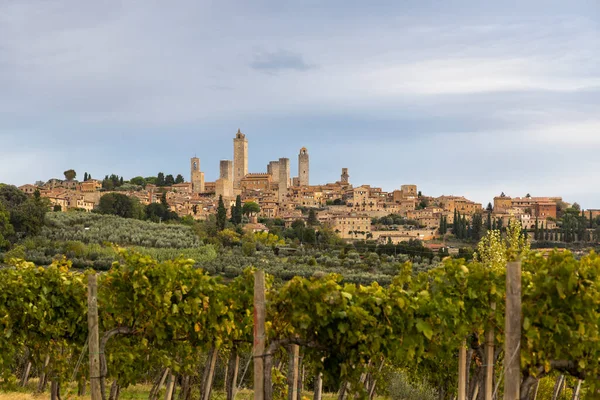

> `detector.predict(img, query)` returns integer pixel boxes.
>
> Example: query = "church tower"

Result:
[190,157,205,193]
[233,129,248,188]
[341,168,349,184]
[298,147,309,186]
[278,158,290,203]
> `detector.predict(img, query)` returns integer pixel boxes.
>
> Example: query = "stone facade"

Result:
[340,168,349,184]
[216,160,234,199]
[278,158,290,203]
[190,157,205,193]
[233,130,248,188]
[298,147,309,186]
[241,173,272,191]
[331,213,371,240]
[267,160,280,180]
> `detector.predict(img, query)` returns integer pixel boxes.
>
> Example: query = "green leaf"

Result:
[416,319,433,340]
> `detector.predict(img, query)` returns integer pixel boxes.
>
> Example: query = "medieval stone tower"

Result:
[278,158,290,203]
[341,168,349,184]
[216,160,234,199]
[298,147,309,186]
[233,129,248,188]
[190,157,205,193]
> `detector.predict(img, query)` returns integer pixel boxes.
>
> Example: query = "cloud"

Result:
[250,49,315,73]
[0,0,599,208]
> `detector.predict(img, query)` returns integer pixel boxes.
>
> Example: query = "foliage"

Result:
[63,169,76,181]
[0,184,49,242]
[40,212,200,248]
[242,201,260,215]
[386,371,438,400]
[217,196,227,231]
[98,193,144,219]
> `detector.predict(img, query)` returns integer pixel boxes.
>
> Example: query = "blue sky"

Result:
[1,0,599,207]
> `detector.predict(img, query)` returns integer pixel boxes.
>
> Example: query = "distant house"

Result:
[18,184,38,195]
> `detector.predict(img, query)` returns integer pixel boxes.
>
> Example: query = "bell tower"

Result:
[298,147,309,186]
[190,157,205,193]
[233,129,248,188]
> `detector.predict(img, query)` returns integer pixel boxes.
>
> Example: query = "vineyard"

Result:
[1,223,600,400]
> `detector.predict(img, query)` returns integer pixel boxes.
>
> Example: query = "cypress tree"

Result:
[534,218,539,240]
[217,195,227,231]
[453,209,458,235]
[486,212,492,231]
[232,195,243,225]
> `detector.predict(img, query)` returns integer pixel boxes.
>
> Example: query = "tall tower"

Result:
[233,129,248,188]
[298,147,309,186]
[190,157,205,193]
[216,160,234,199]
[341,168,349,184]
[278,158,290,203]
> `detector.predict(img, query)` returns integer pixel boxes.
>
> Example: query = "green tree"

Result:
[157,172,165,187]
[175,174,185,184]
[307,209,318,226]
[83,172,89,182]
[0,184,48,240]
[129,176,146,187]
[98,193,136,218]
[242,201,260,216]
[231,195,243,225]
[165,174,175,186]
[217,196,227,231]
[63,169,76,181]
[0,203,14,250]
[471,213,483,241]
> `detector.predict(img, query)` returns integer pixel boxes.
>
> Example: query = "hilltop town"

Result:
[16,129,600,248]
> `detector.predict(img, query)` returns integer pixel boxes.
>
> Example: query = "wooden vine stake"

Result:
[287,344,299,400]
[485,301,496,400]
[504,261,521,400]
[458,340,467,400]
[88,274,102,400]
[254,270,266,400]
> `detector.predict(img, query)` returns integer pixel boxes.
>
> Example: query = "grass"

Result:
[0,383,343,400]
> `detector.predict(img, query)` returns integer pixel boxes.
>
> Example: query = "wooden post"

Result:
[485,302,496,400]
[88,274,102,400]
[313,373,323,400]
[254,270,266,400]
[504,261,521,400]
[164,372,175,400]
[551,375,564,400]
[21,361,32,387]
[287,344,299,400]
[227,352,240,400]
[458,340,467,400]
[572,380,582,400]
[201,347,218,400]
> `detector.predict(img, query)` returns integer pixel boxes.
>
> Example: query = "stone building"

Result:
[233,129,248,188]
[278,158,290,203]
[190,157,205,193]
[267,160,280,180]
[215,160,234,199]
[298,147,309,186]
[241,173,272,191]
[331,213,371,240]
[340,168,349,184]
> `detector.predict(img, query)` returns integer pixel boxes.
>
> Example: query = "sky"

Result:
[1,0,599,207]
